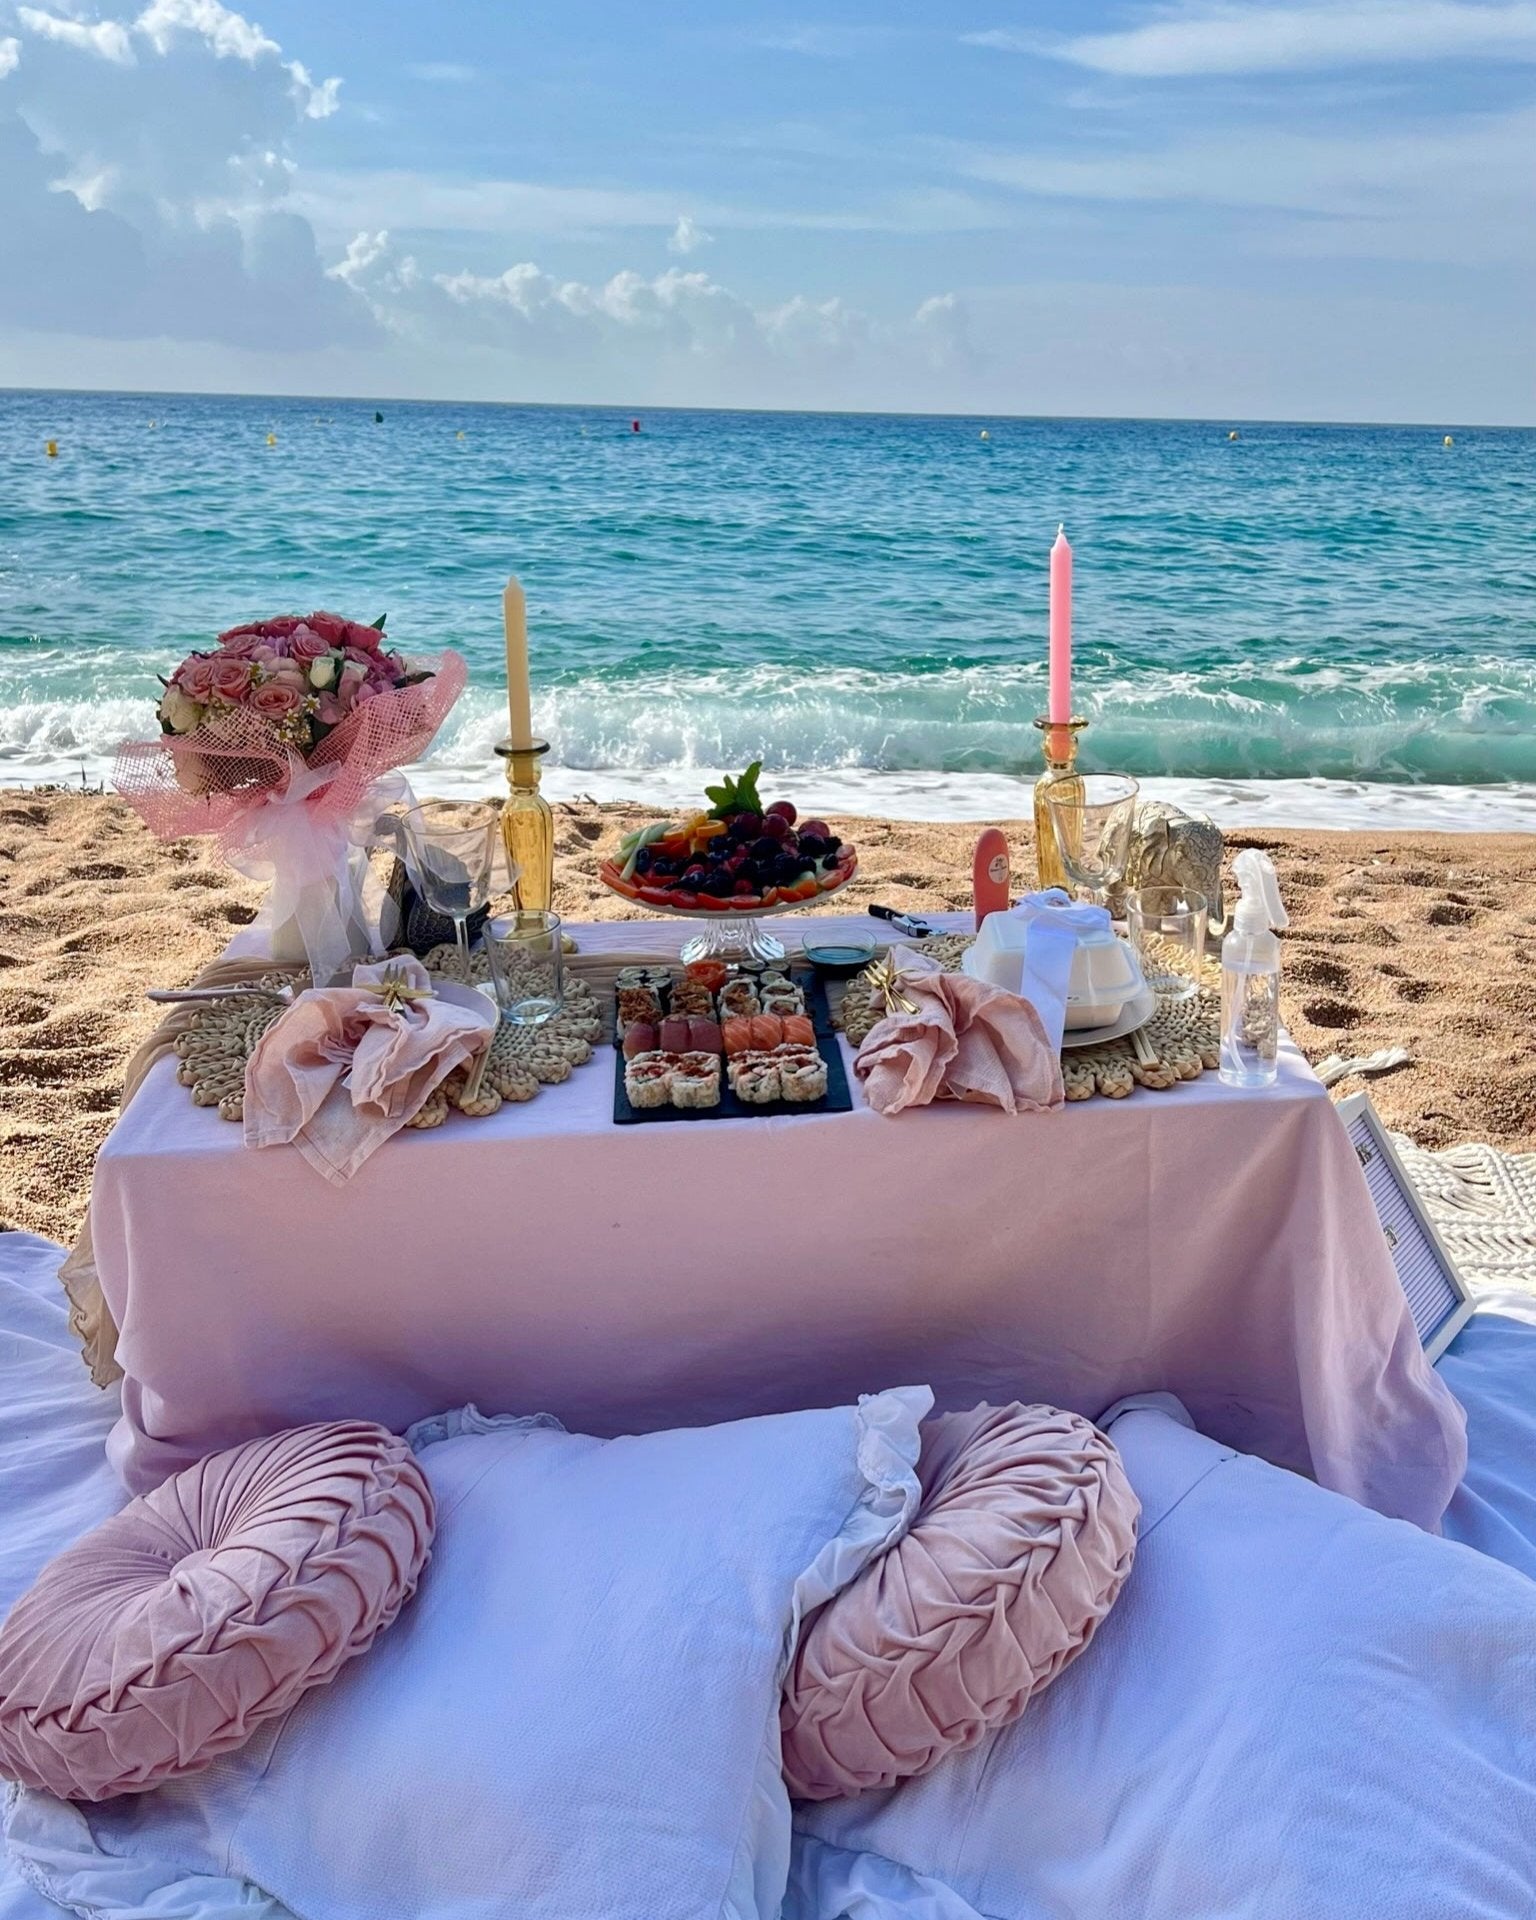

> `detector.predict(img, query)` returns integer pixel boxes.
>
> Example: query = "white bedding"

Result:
[4,1229,1536,1919]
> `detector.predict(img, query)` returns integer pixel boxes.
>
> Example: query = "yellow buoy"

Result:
[266,432,277,447]
[1228,429,1240,441]
[45,439,58,458]
[1443,434,1455,448]
[456,429,465,439]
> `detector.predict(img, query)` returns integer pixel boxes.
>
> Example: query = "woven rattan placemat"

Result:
[833,932,1221,1100]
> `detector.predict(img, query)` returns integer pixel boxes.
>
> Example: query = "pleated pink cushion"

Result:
[0,1421,434,1802]
[780,1403,1139,1800]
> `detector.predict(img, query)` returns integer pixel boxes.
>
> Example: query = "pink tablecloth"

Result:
[90,914,1466,1527]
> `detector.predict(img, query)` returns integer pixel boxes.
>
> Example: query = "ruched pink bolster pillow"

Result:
[781,1403,1139,1800]
[0,1421,434,1802]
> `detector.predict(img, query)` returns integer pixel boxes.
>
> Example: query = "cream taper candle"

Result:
[503,576,532,748]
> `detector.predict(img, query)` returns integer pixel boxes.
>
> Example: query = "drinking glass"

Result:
[1044,774,1141,903]
[485,911,565,1026]
[1127,886,1209,1003]
[401,804,500,981]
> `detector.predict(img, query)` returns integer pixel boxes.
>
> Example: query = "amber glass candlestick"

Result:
[495,737,555,914]
[1032,715,1087,892]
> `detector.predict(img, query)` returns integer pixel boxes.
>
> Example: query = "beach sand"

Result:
[1,789,1532,1245]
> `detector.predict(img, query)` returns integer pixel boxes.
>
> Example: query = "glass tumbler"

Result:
[1127,886,1209,1002]
[485,911,565,1026]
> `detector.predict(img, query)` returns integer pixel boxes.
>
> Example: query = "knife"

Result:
[868,903,935,939]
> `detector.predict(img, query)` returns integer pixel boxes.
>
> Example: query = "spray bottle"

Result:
[1219,849,1289,1088]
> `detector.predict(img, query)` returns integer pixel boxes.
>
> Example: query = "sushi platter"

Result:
[613,957,853,1124]
[598,763,858,964]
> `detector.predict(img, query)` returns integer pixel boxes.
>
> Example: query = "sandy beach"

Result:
[1,788,1531,1245]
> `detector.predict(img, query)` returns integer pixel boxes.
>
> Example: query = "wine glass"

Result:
[400,804,501,981]
[1045,774,1140,904]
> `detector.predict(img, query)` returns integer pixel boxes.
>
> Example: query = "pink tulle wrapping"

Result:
[0,1422,435,1802]
[780,1403,1139,1800]
[114,650,468,850]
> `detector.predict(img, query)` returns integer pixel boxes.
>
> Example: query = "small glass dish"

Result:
[800,931,878,976]
[484,911,565,1025]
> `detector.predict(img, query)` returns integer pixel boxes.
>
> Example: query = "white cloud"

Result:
[970,2,1536,76]
[0,0,360,344]
[0,35,20,76]
[16,7,135,63]
[667,213,712,254]
[953,102,1536,261]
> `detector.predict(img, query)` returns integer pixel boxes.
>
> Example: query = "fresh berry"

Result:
[751,835,781,862]
[772,852,802,884]
[760,815,792,844]
[797,834,825,860]
[681,864,710,889]
[727,811,762,842]
[765,800,797,826]
[703,870,735,897]
[799,819,830,841]
[633,847,655,875]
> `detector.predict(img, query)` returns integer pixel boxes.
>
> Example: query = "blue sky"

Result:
[1,1,1533,419]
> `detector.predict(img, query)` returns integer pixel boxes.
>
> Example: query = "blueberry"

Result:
[633,847,654,875]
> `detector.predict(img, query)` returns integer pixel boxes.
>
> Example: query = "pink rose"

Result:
[264,660,309,691]
[314,692,347,727]
[288,624,331,663]
[306,611,353,647]
[248,681,302,720]
[176,658,217,701]
[210,657,254,700]
[217,634,263,661]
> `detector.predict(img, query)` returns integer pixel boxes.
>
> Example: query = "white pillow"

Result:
[7,1388,930,1920]
[789,1397,1536,1920]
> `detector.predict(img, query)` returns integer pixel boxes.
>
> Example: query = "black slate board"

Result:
[613,968,854,1124]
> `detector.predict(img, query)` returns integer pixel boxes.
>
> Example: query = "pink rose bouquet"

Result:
[115,613,467,978]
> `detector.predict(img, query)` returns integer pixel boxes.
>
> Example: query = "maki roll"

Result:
[718,979,760,1020]
[624,1051,675,1109]
[727,1052,781,1105]
[669,980,716,1018]
[671,1051,722,1109]
[775,1045,828,1103]
[616,985,663,1032]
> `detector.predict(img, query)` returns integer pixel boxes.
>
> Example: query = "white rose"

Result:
[338,659,367,691]
[309,653,339,690]
[160,687,204,735]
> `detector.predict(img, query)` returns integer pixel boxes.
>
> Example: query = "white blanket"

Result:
[6,1231,1536,1920]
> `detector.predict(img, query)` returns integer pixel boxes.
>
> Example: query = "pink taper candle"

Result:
[1048,524,1072,725]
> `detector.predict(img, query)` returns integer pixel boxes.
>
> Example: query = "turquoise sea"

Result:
[2,389,1533,827]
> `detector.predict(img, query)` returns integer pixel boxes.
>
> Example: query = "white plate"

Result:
[1059,985,1158,1050]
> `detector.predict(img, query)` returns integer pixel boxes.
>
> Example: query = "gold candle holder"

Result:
[495,737,555,914]
[1032,714,1087,892]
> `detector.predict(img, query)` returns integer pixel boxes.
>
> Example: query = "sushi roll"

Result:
[718,979,760,1020]
[621,1021,659,1059]
[780,1013,816,1048]
[669,980,716,1018]
[727,1053,781,1105]
[748,1013,784,1052]
[658,1015,692,1053]
[687,1017,723,1054]
[721,1017,756,1056]
[760,988,805,1018]
[616,985,663,1032]
[624,1051,675,1109]
[775,1045,828,1103]
[671,1051,722,1109]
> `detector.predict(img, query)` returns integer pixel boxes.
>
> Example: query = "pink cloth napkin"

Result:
[244,958,496,1183]
[854,948,1063,1116]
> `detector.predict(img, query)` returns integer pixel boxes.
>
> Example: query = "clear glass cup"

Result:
[1127,885,1209,1002]
[485,911,565,1025]
[400,804,502,981]
[1044,773,1140,903]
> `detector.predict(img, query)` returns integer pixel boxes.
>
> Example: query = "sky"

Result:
[0,0,1532,421]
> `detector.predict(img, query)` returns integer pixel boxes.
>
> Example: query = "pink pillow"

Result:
[0,1421,434,1802]
[780,1403,1139,1800]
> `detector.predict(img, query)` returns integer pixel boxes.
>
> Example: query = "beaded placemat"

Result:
[172,950,603,1126]
[833,932,1221,1101]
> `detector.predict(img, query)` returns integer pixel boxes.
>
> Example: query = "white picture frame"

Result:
[1336,1092,1476,1364]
